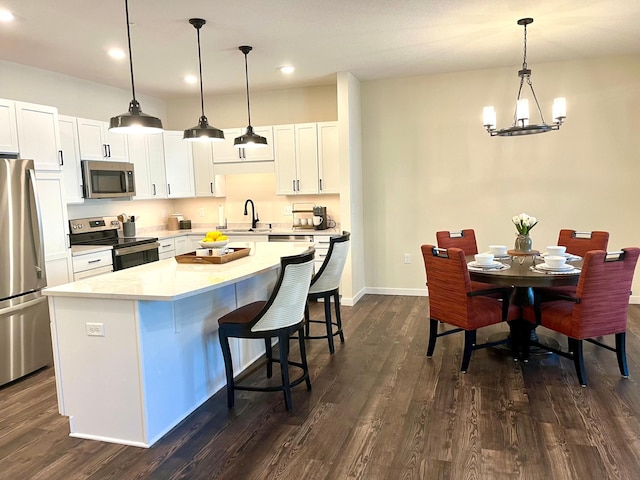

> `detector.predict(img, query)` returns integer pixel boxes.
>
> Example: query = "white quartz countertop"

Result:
[45,242,309,301]
[151,227,339,240]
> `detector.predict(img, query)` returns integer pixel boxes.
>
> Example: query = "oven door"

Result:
[113,242,160,270]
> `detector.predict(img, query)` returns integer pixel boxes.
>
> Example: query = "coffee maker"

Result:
[312,206,328,230]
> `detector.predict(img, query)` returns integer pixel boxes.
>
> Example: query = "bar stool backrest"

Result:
[310,231,351,294]
[251,248,315,332]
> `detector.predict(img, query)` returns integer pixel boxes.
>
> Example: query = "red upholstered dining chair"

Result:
[421,245,519,372]
[436,228,501,295]
[436,229,479,255]
[537,229,610,298]
[217,247,315,411]
[524,248,639,387]
[558,229,609,257]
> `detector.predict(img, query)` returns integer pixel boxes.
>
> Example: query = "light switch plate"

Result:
[86,322,105,336]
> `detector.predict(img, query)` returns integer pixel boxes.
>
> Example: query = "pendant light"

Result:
[483,18,566,137]
[183,18,224,142]
[234,46,267,148]
[109,0,163,134]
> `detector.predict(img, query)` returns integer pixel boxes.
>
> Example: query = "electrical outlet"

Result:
[161,209,167,218]
[284,205,293,216]
[86,322,105,337]
[404,254,411,264]
[198,208,205,217]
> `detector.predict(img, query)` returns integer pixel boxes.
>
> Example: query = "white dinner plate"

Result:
[541,252,570,258]
[468,260,504,269]
[535,262,574,271]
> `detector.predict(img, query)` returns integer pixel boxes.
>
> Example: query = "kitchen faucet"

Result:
[243,199,259,229]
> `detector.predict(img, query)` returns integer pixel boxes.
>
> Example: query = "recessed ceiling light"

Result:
[279,66,295,74]
[184,75,198,84]
[108,48,126,60]
[0,9,14,22]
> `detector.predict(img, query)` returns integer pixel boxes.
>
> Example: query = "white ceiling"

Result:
[1,0,639,100]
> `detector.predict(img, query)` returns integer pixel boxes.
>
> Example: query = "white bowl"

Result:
[474,253,495,266]
[489,245,508,256]
[547,245,567,256]
[545,255,567,268]
[198,240,228,249]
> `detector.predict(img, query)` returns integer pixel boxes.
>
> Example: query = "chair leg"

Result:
[569,338,587,387]
[324,295,335,354]
[615,332,629,378]
[279,334,293,411]
[461,330,476,373]
[298,326,312,391]
[218,330,235,409]
[304,301,311,338]
[426,319,438,357]
[265,338,273,378]
[334,292,345,343]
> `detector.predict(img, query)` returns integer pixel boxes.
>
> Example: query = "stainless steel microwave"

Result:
[81,160,136,199]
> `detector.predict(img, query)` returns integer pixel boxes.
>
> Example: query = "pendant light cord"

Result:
[196,26,205,118]
[124,0,137,103]
[244,52,252,126]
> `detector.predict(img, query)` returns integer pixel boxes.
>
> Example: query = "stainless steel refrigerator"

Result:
[0,157,52,386]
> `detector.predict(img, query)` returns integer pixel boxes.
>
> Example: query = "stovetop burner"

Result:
[69,216,158,248]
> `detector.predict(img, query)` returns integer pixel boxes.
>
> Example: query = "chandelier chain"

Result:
[522,22,528,70]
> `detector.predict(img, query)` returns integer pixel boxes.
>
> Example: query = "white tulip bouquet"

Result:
[512,213,538,235]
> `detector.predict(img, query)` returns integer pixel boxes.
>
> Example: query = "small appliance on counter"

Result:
[167,213,183,231]
[312,206,328,230]
[179,219,192,229]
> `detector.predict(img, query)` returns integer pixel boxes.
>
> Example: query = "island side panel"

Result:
[49,296,147,447]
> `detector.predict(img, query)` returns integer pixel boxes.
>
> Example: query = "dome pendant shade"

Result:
[109,0,163,134]
[235,45,267,148]
[234,125,268,148]
[183,18,224,142]
[184,115,225,142]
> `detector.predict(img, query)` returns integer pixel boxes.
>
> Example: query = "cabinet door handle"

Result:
[210,182,214,194]
[297,179,300,191]
[102,144,108,157]
[58,150,64,166]
[152,184,156,196]
[167,184,171,195]
[292,180,296,191]
[319,178,322,191]
[88,259,102,264]
[107,144,111,157]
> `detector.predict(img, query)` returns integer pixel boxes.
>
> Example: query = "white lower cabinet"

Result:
[175,236,189,255]
[313,236,331,272]
[158,237,177,260]
[72,250,113,280]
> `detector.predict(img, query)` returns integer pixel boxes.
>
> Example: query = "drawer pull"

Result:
[88,259,102,264]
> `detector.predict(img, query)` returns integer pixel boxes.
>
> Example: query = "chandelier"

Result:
[483,18,566,137]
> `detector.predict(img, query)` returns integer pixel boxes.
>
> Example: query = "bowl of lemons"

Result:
[198,231,229,248]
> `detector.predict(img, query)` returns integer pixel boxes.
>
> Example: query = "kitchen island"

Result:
[44,242,308,448]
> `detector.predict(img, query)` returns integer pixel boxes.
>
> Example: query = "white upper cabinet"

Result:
[274,123,319,195]
[191,142,226,197]
[213,126,274,163]
[163,131,195,198]
[15,101,62,171]
[76,118,129,162]
[128,133,167,200]
[317,121,340,194]
[0,98,19,154]
[58,115,84,204]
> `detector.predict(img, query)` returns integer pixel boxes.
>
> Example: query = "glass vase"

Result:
[515,234,532,253]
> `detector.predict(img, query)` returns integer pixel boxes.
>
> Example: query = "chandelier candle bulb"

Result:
[483,106,496,128]
[516,99,529,122]
[553,97,567,122]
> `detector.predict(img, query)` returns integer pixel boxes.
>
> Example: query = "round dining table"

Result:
[467,254,582,358]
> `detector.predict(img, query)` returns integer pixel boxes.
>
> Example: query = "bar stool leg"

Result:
[304,302,311,338]
[219,330,235,408]
[324,295,335,354]
[334,291,344,343]
[265,338,273,378]
[298,326,312,390]
[279,334,293,410]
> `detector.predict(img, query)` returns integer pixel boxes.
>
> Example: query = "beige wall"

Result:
[361,54,640,298]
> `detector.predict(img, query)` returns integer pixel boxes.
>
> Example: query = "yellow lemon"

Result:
[217,235,228,241]
[206,231,220,240]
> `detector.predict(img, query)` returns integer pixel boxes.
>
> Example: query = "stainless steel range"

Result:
[69,216,160,270]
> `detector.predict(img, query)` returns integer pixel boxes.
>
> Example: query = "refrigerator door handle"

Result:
[27,168,47,280]
[0,295,47,317]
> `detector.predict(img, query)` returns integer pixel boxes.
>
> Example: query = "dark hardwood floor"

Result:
[2,296,640,479]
